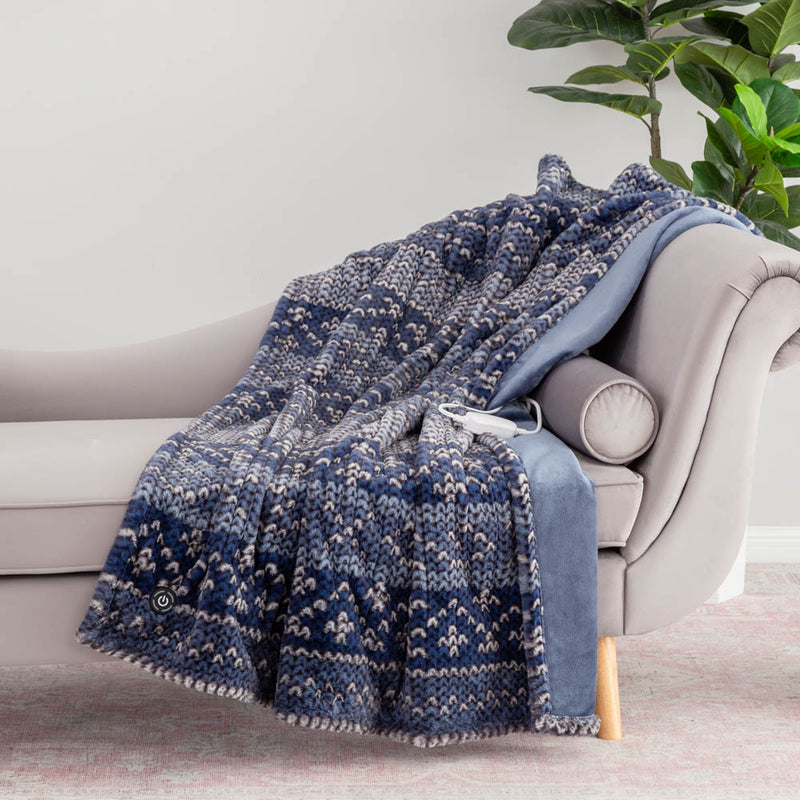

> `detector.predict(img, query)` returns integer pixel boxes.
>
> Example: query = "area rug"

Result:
[1,564,797,800]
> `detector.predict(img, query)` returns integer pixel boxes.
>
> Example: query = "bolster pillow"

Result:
[531,355,659,465]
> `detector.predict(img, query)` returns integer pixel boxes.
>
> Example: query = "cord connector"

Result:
[437,400,542,440]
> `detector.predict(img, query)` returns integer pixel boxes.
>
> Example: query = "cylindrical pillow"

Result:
[531,355,659,465]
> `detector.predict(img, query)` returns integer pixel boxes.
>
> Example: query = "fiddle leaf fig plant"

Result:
[508,0,800,250]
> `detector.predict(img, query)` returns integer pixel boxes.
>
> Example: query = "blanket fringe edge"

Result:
[75,627,601,747]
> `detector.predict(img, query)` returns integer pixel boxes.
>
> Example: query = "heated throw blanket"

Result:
[77,155,757,746]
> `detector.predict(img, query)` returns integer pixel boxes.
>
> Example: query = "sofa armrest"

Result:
[593,223,800,633]
[0,302,276,422]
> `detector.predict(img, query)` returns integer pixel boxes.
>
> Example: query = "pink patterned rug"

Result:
[1,563,798,800]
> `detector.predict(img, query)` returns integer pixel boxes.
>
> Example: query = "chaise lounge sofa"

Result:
[2,223,799,740]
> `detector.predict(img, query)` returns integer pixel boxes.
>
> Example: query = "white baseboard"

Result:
[746,525,800,563]
[705,526,799,604]
[706,532,748,603]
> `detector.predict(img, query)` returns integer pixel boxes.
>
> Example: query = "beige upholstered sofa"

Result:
[2,224,799,740]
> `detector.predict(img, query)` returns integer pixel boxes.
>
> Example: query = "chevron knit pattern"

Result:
[76,155,757,747]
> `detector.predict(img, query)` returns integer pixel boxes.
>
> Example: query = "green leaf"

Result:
[681,11,750,46]
[778,164,800,176]
[767,134,800,153]
[508,0,645,50]
[566,64,645,85]
[651,0,753,27]
[676,42,770,85]
[742,0,800,59]
[709,67,745,106]
[775,121,800,138]
[674,61,728,109]
[691,159,734,202]
[752,218,800,249]
[527,86,661,118]
[613,0,649,7]
[744,78,800,133]
[772,60,800,82]
[702,113,747,170]
[732,83,769,136]
[742,186,800,226]
[624,36,701,79]
[770,53,797,72]
[733,166,751,186]
[704,146,736,184]
[649,157,692,189]
[772,148,800,166]
[754,158,789,212]
[718,106,771,163]
[704,113,746,164]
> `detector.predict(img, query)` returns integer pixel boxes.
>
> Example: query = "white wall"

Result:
[1,0,797,524]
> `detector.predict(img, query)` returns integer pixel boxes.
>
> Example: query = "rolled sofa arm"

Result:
[0,302,276,422]
[593,223,800,634]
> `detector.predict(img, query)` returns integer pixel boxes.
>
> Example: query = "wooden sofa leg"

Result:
[595,636,623,740]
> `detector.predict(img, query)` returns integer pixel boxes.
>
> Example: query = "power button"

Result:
[148,586,177,614]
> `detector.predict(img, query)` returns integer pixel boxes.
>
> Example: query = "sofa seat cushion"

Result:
[574,452,644,547]
[0,418,194,574]
[0,418,644,575]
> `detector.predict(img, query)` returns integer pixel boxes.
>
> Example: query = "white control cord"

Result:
[438,399,542,440]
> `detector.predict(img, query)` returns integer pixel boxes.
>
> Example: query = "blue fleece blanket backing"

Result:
[498,207,754,719]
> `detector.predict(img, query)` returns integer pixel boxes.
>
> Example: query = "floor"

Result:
[1,564,798,800]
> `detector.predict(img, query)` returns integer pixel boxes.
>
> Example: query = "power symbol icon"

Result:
[149,586,177,614]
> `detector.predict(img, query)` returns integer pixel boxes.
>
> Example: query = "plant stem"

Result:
[734,165,758,209]
[641,1,662,159]
[648,77,662,159]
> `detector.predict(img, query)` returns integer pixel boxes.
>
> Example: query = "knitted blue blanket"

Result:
[77,155,755,747]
